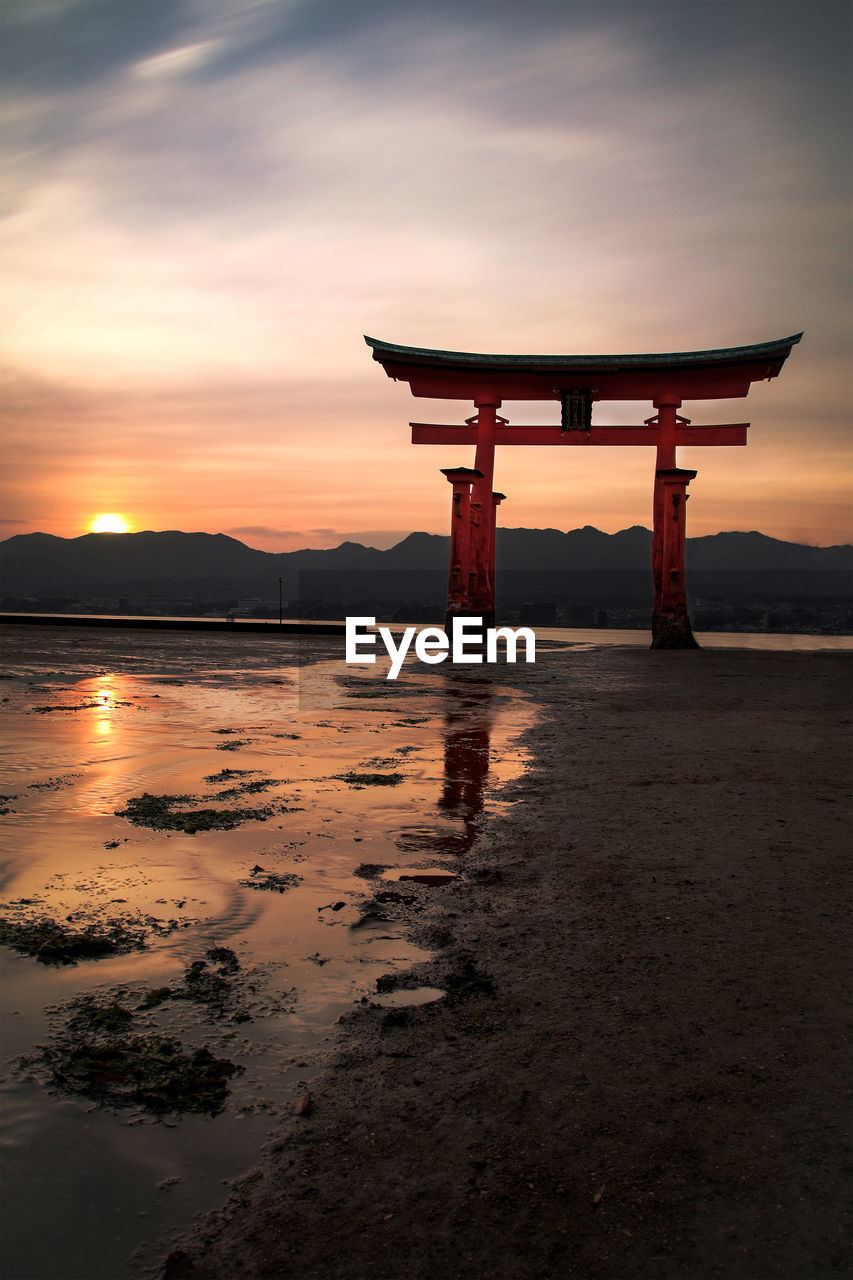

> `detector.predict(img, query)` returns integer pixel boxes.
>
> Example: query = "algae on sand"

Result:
[140,948,250,1021]
[239,867,301,894]
[116,791,274,834]
[333,772,404,788]
[31,994,244,1115]
[0,915,147,965]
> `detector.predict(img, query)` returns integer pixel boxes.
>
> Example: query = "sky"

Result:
[2,0,851,551]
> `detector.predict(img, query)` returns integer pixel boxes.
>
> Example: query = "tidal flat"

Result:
[0,626,535,1280]
[164,642,851,1280]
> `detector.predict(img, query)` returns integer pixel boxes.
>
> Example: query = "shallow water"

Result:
[5,614,850,654]
[531,626,853,651]
[0,631,536,1280]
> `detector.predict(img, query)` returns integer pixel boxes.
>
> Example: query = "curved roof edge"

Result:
[364,333,803,373]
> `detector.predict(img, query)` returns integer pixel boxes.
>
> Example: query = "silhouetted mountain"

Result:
[685,531,852,572]
[382,532,449,570]
[494,524,653,570]
[2,528,850,625]
[0,530,264,590]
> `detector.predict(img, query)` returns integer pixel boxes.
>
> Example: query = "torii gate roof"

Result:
[365,332,802,401]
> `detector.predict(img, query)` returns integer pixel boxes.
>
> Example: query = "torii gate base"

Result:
[441,465,482,628]
[651,468,699,649]
[652,614,699,650]
[366,333,801,650]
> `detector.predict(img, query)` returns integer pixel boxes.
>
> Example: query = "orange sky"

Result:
[2,1,851,551]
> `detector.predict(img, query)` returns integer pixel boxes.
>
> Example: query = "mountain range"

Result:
[2,528,851,623]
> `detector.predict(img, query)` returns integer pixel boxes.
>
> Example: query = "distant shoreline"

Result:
[2,613,851,648]
[0,613,347,636]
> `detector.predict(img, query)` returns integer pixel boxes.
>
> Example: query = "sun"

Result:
[89,513,132,534]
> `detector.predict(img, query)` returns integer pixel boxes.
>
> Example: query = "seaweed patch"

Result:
[353,863,390,879]
[0,914,147,965]
[28,773,82,792]
[239,866,301,894]
[213,777,281,800]
[30,995,242,1115]
[0,901,190,965]
[333,771,404,788]
[203,768,258,784]
[116,791,274,833]
[140,948,251,1021]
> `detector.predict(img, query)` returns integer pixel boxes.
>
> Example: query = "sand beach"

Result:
[163,641,851,1279]
[0,628,850,1279]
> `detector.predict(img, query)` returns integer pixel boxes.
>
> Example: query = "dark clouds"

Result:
[1,0,184,89]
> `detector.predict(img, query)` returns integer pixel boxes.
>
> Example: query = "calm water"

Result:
[4,614,850,651]
[536,627,853,651]
[0,630,536,1280]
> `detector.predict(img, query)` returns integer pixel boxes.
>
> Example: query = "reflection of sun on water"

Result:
[94,675,114,736]
[89,513,131,533]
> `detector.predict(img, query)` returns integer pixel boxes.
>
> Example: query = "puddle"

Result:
[370,986,446,1008]
[0,628,536,1280]
[389,869,459,885]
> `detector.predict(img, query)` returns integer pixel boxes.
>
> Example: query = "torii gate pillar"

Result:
[650,396,699,648]
[653,467,698,649]
[441,466,482,625]
[468,396,501,629]
[490,491,506,598]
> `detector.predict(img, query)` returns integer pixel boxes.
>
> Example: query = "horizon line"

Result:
[3,525,852,552]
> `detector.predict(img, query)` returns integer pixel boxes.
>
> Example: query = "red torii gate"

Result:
[365,332,802,648]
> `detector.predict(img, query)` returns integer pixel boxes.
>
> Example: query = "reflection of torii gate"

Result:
[366,332,802,648]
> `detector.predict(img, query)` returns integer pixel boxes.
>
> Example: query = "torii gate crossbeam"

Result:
[366,332,802,649]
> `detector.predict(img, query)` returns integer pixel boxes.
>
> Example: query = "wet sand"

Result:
[0,626,535,1279]
[164,645,852,1280]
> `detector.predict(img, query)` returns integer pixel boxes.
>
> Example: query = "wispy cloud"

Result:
[1,0,850,544]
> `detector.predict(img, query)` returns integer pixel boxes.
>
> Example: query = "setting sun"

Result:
[89,513,131,534]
